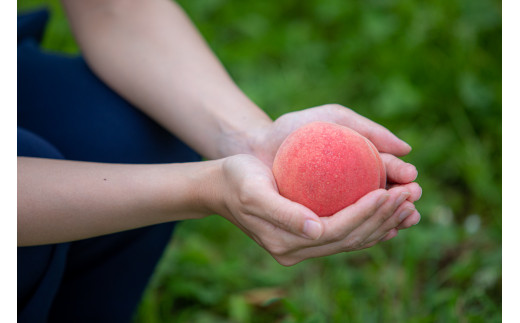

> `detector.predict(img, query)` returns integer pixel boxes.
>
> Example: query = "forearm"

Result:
[61,0,272,159]
[17,157,222,246]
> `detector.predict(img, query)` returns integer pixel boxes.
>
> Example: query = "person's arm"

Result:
[18,155,420,265]
[17,156,220,246]
[60,0,272,160]
[60,0,417,175]
[41,0,424,263]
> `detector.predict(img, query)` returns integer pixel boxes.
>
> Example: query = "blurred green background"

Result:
[18,0,502,322]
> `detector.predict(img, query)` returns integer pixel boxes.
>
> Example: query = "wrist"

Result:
[184,159,228,218]
[209,95,273,159]
[152,160,225,221]
[216,120,272,158]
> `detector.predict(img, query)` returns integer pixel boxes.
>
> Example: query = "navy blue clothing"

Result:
[18,9,200,322]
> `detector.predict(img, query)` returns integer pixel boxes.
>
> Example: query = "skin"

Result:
[18,0,422,266]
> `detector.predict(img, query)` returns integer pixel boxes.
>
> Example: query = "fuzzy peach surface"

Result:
[272,122,385,217]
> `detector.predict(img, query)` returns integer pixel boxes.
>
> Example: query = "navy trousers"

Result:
[17,9,200,322]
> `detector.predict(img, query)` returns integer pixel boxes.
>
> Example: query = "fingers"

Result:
[380,153,418,184]
[387,182,422,203]
[261,187,420,266]
[358,123,412,157]
[364,200,417,242]
[397,208,421,229]
[342,187,411,243]
[289,104,412,156]
[333,105,412,156]
[322,189,390,239]
[259,190,324,240]
[272,188,412,264]
[379,228,399,242]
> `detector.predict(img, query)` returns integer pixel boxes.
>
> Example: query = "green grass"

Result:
[18,0,502,322]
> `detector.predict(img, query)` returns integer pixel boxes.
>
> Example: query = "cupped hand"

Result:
[214,154,420,266]
[250,103,421,198]
[251,104,412,167]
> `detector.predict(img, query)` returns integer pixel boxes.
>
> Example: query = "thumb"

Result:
[262,191,323,240]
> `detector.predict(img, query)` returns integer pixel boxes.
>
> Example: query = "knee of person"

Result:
[18,127,65,160]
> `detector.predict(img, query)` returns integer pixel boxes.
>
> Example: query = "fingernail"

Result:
[395,192,410,207]
[303,220,322,240]
[377,194,390,208]
[398,207,415,222]
[416,186,423,201]
[413,212,421,225]
[407,163,418,181]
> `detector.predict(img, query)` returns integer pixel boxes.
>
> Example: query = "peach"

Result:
[272,121,386,217]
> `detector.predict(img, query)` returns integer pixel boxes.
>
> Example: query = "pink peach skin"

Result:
[272,121,386,217]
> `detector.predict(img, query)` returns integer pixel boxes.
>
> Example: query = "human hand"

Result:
[250,103,421,192]
[212,154,421,266]
[251,104,410,164]
[245,104,421,233]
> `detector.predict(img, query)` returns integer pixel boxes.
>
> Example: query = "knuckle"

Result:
[237,186,254,206]
[237,176,262,206]
[330,103,343,109]
[328,229,346,243]
[325,103,345,112]
[359,210,375,223]
[345,236,364,250]
[391,213,404,227]
[265,240,290,258]
[380,209,394,225]
[377,218,399,237]
[373,213,387,228]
